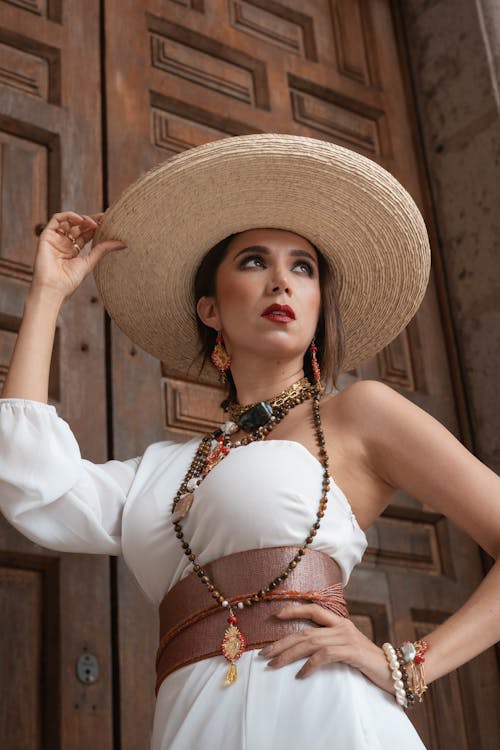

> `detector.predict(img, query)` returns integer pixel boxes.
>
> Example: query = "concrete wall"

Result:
[400,0,500,473]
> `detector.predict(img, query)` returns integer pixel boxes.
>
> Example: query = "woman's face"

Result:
[197,228,321,366]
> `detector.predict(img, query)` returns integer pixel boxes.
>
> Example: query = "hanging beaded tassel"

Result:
[309,339,321,385]
[211,331,231,382]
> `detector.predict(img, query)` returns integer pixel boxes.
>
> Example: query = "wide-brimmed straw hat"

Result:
[93,133,431,384]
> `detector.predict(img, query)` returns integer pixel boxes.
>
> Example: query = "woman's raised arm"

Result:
[1,210,125,402]
[0,211,134,556]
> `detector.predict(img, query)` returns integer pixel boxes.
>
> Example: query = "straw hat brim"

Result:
[93,134,431,384]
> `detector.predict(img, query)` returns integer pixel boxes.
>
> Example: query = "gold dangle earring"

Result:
[211,331,232,382]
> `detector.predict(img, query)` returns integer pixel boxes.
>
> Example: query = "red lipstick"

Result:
[261,304,296,323]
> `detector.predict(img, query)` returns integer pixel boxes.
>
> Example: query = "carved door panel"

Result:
[103,1,500,748]
[0,2,114,749]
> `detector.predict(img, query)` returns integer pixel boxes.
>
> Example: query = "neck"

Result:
[229,357,306,405]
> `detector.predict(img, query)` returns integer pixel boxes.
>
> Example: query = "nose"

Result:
[268,267,291,295]
[272,283,289,294]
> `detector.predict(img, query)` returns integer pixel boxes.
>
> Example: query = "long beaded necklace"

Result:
[170,377,331,685]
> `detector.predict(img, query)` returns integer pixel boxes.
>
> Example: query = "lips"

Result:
[261,304,296,323]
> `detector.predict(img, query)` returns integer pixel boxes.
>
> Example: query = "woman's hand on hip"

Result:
[32,211,126,300]
[259,603,394,694]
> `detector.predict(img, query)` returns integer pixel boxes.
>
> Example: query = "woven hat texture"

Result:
[93,133,431,384]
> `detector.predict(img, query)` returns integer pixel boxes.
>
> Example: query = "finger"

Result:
[54,227,84,249]
[46,212,86,230]
[82,239,127,271]
[57,246,81,259]
[78,213,110,244]
[47,213,97,241]
[78,222,104,245]
[267,640,323,669]
[79,214,100,228]
[77,230,96,246]
[87,212,105,224]
[259,628,317,658]
[62,225,83,240]
[276,603,341,627]
[54,217,96,245]
[67,216,99,236]
[46,215,84,238]
[64,214,95,228]
[296,646,346,679]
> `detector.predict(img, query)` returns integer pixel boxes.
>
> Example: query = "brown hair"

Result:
[193,232,345,394]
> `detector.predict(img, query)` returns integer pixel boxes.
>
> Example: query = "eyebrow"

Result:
[233,244,318,265]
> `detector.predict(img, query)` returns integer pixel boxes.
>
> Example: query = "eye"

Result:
[239,254,266,269]
[292,260,315,276]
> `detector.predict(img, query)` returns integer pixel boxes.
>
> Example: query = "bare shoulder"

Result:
[323,378,438,453]
[319,380,400,527]
[324,379,500,559]
[321,378,405,468]
[323,378,399,422]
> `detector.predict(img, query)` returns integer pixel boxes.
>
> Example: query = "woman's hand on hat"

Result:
[31,211,126,300]
[259,603,393,693]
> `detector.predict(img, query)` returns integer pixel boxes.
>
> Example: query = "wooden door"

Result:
[103,2,500,748]
[0,2,114,748]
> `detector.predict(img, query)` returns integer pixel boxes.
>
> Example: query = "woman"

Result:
[1,135,499,749]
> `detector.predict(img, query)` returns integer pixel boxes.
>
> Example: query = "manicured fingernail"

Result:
[259,646,272,657]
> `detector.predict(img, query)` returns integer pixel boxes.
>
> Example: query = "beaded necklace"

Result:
[170,377,331,685]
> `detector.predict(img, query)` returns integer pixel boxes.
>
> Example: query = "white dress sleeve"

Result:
[0,398,141,555]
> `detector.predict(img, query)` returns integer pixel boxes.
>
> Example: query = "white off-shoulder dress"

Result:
[0,398,427,749]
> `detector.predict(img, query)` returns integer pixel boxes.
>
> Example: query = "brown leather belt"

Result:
[155,545,348,695]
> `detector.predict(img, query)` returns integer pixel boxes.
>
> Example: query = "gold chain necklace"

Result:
[225,376,312,420]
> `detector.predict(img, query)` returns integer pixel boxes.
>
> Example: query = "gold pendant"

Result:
[221,623,246,686]
[224,662,238,685]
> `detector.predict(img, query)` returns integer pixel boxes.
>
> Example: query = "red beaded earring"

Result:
[309,338,321,386]
[211,331,231,382]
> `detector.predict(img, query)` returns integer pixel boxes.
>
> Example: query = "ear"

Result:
[196,295,221,331]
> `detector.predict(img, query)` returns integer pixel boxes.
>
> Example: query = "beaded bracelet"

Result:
[395,647,415,708]
[381,643,408,707]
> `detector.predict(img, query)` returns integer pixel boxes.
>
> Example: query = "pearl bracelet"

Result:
[381,642,408,708]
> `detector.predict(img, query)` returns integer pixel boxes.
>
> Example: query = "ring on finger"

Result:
[55,227,76,240]
[56,227,81,253]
